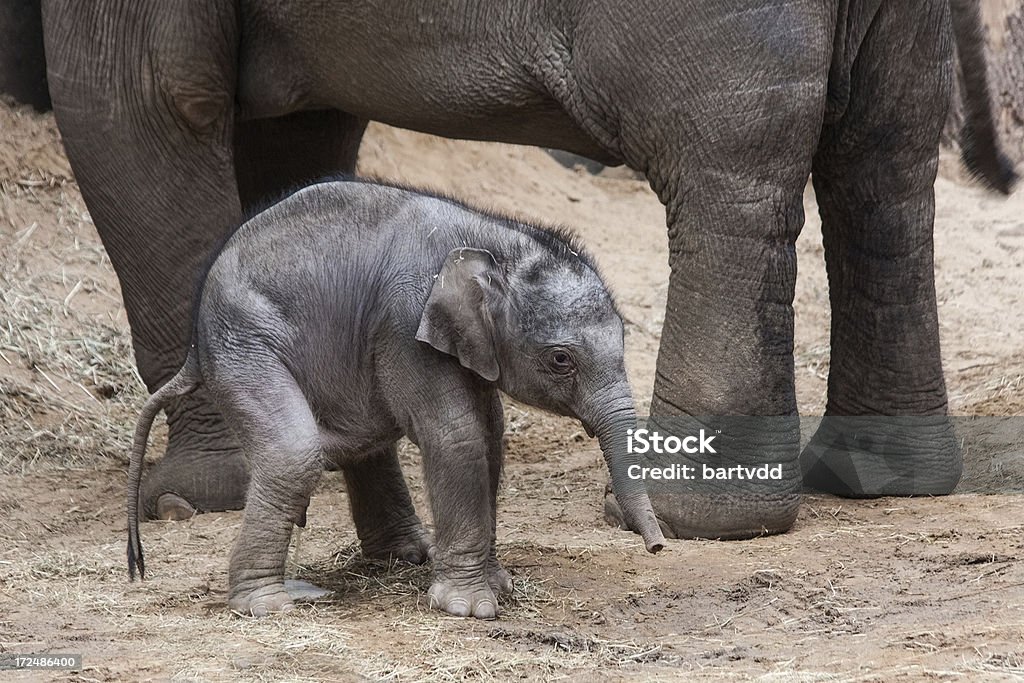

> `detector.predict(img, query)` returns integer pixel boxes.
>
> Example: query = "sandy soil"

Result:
[2,98,1023,682]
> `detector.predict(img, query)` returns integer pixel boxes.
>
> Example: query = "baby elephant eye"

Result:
[547,348,576,374]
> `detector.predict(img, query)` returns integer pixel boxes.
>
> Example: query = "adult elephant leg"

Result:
[42,2,246,518]
[802,1,961,495]
[147,111,369,518]
[637,185,811,540]
[233,109,368,210]
[596,2,833,540]
[0,0,50,110]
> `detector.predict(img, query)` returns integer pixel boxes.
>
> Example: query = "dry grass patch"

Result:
[1,176,142,475]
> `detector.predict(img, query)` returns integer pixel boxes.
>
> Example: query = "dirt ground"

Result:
[2,97,1023,682]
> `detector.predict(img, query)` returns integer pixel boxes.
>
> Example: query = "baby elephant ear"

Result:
[416,248,503,382]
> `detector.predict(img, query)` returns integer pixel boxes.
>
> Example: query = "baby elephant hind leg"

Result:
[209,364,326,617]
[344,444,434,564]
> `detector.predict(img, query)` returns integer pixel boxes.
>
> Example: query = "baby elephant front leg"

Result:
[423,429,501,619]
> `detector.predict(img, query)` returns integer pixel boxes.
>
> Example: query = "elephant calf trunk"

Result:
[594,407,666,554]
[614,489,666,553]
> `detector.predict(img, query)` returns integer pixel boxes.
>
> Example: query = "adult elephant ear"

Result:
[416,248,504,382]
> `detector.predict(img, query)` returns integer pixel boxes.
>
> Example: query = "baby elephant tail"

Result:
[127,348,202,581]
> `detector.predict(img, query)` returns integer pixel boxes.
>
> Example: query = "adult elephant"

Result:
[17,1,1016,536]
[0,0,49,110]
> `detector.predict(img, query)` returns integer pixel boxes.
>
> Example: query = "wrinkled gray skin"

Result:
[550,0,1020,191]
[125,180,666,618]
[5,1,1017,539]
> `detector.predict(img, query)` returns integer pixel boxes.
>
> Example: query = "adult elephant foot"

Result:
[604,490,801,541]
[602,192,809,541]
[139,387,249,520]
[485,551,514,597]
[649,494,802,541]
[800,417,961,497]
[358,524,434,565]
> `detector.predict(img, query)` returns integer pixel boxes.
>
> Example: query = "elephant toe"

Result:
[283,579,332,603]
[486,563,514,596]
[603,483,626,529]
[427,580,498,619]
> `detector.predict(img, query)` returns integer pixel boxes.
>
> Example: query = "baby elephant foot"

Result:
[428,577,498,619]
[228,580,330,617]
[361,524,434,565]
[229,582,294,617]
[284,579,332,603]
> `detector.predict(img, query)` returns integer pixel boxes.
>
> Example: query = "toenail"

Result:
[446,598,470,617]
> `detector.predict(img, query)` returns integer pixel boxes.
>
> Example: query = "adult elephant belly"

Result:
[235,1,619,164]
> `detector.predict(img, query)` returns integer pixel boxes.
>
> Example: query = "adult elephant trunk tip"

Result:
[592,408,666,554]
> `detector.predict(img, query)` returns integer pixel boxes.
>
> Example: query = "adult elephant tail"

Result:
[0,0,50,111]
[950,0,1018,194]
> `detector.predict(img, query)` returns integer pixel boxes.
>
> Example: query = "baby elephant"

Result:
[126,179,665,619]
